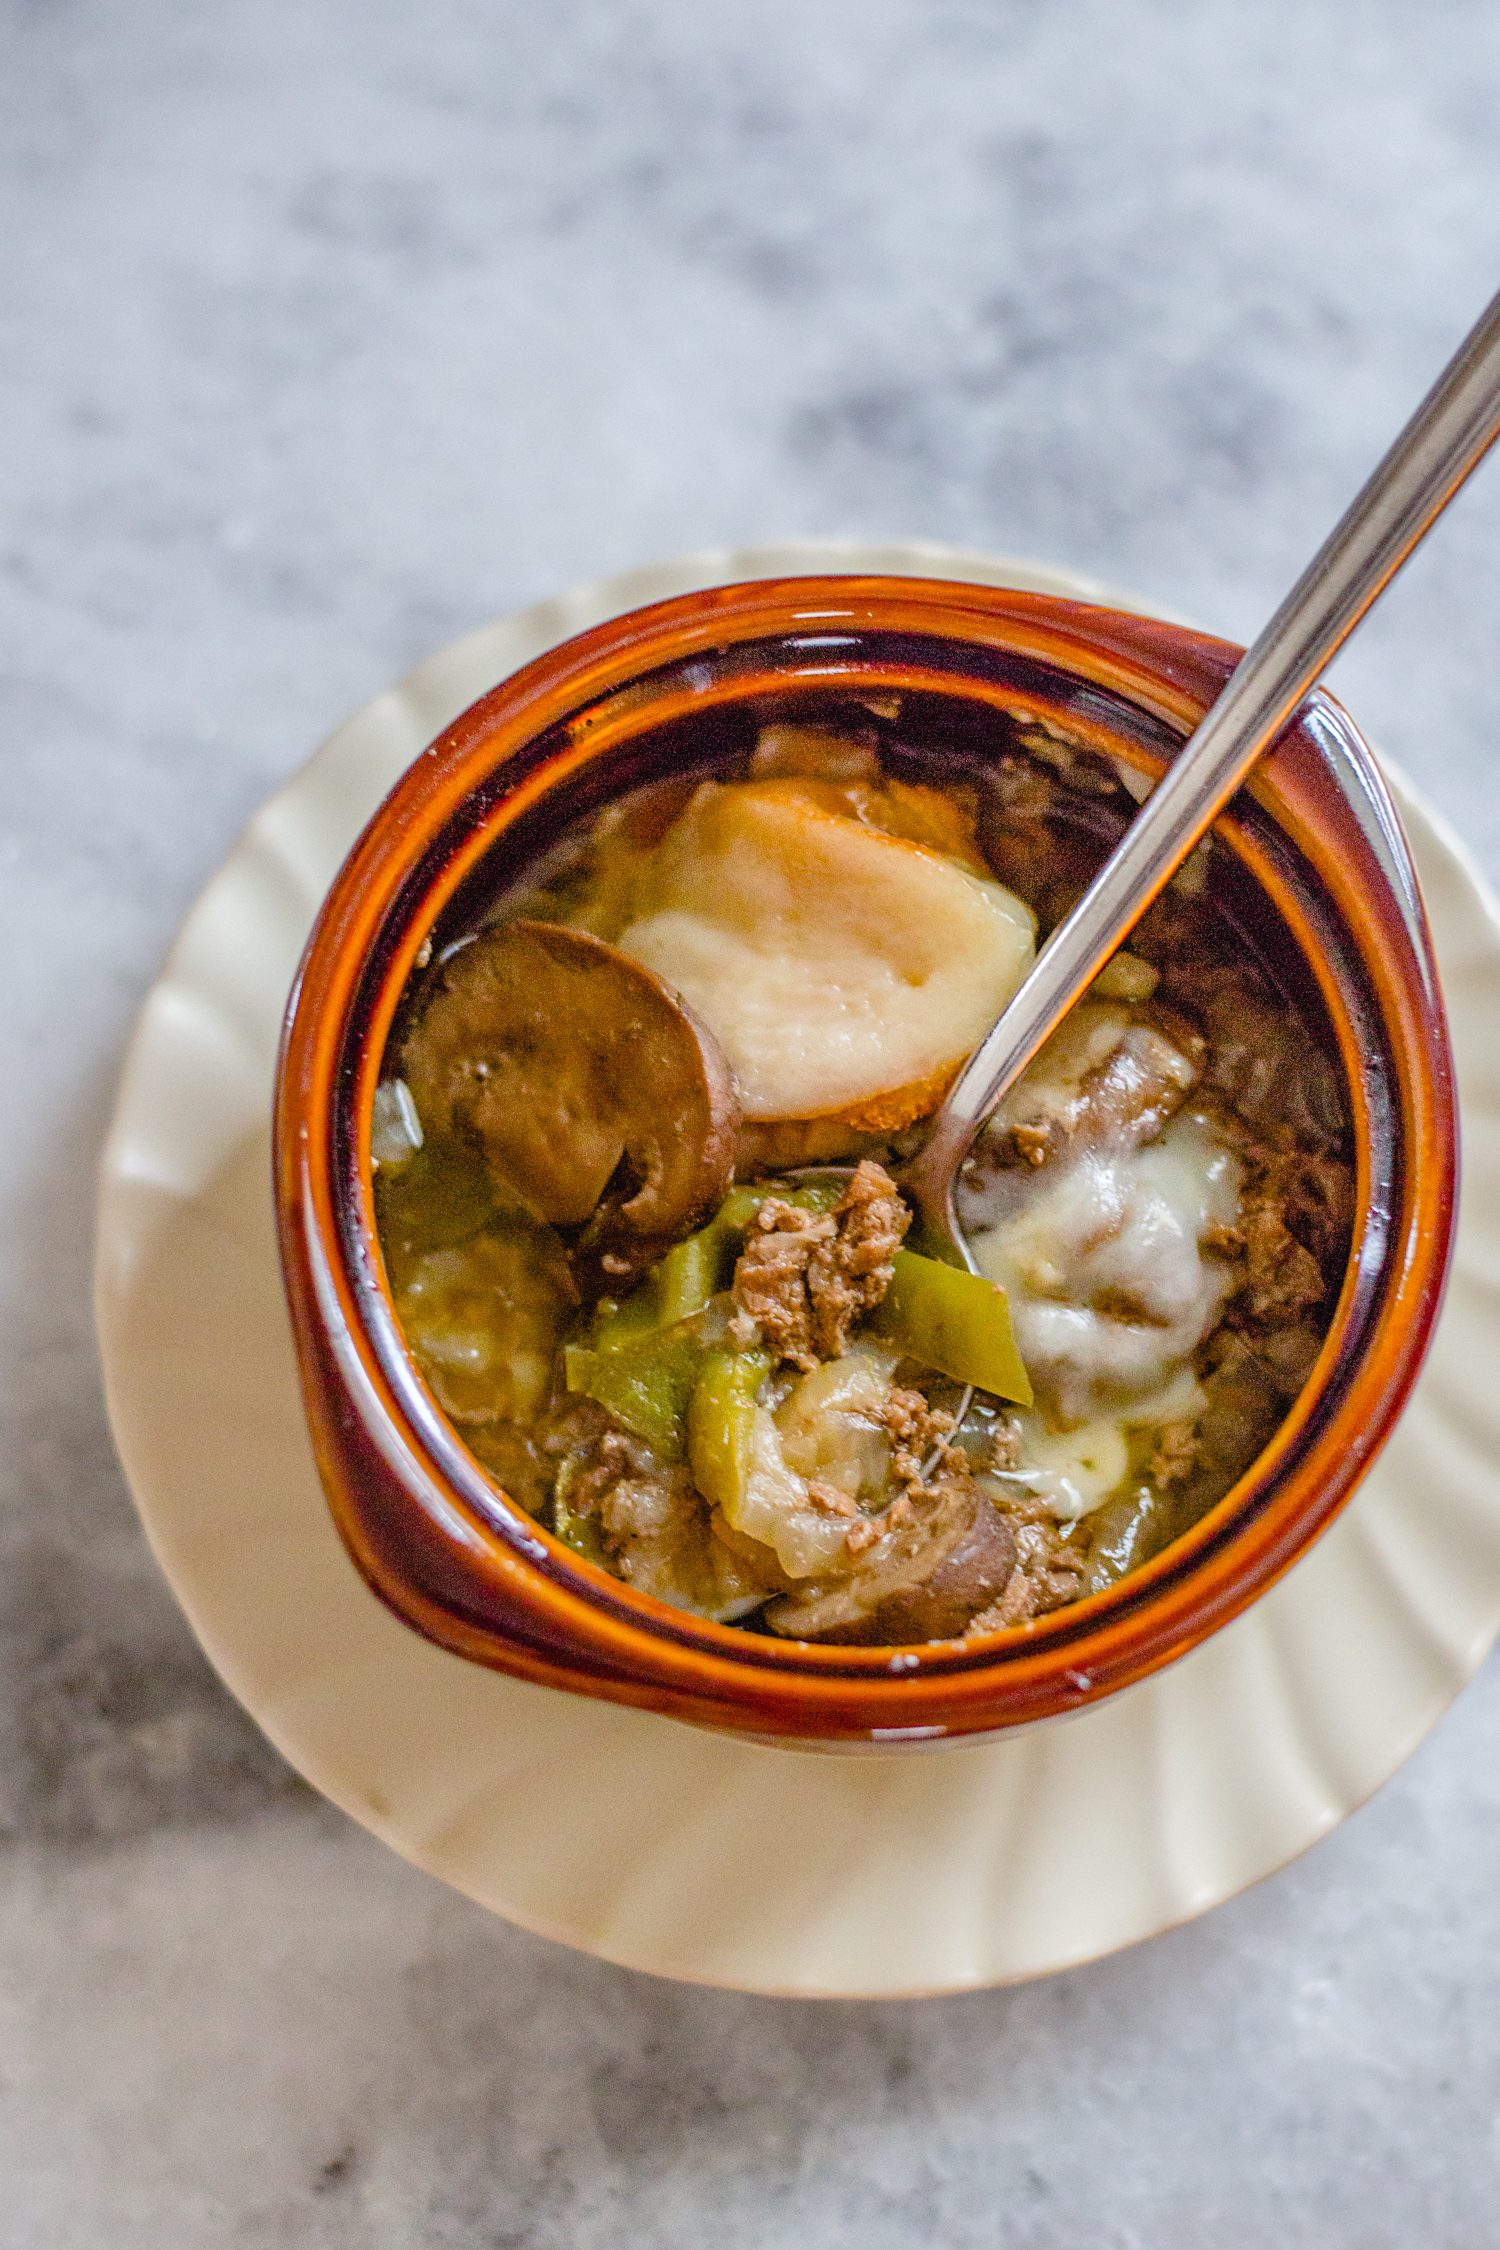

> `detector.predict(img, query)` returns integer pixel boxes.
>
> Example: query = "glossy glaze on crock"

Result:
[274,578,1457,1745]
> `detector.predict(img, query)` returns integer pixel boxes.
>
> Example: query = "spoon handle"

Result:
[906,286,1500,1233]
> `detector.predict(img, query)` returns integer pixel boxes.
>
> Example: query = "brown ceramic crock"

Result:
[273,576,1457,1748]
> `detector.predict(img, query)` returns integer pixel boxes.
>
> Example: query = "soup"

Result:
[371,701,1352,1646]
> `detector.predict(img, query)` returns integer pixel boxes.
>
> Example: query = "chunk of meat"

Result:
[564,1427,778,1619]
[1149,1419,1200,1488]
[989,1418,1023,1471]
[732,1160,910,1370]
[1221,1128,1353,1330]
[569,1426,673,1527]
[730,1203,834,1369]
[1260,1134,1354,1274]
[1235,1206,1325,1325]
[965,1571,1037,1632]
[984,1003,1202,1171]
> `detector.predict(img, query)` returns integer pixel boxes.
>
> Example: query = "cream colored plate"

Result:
[95,542,1500,1998]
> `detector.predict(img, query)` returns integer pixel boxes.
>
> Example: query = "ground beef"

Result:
[967,1571,1036,1631]
[1255,1132,1355,1274]
[1219,1127,1352,1331]
[729,1201,833,1366]
[568,1427,686,1544]
[871,1386,958,1493]
[1149,1420,1200,1488]
[563,1424,736,1602]
[731,1159,909,1369]
[805,1479,859,1517]
[989,1420,1023,1471]
[598,1470,681,1543]
[1234,1206,1326,1325]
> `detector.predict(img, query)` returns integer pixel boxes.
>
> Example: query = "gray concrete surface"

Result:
[5,0,1500,2241]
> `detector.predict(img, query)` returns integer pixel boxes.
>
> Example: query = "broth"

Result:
[373,695,1353,1645]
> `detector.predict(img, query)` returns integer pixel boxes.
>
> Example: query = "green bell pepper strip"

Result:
[866,1249,1033,1405]
[686,1349,772,1512]
[651,1225,728,1329]
[563,1326,705,1457]
[590,1285,669,1356]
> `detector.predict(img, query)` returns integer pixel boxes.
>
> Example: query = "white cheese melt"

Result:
[617,780,1035,1121]
[967,1105,1241,1517]
[972,1110,1241,1425]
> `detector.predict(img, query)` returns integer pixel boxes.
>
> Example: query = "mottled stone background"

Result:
[5,1,1500,2241]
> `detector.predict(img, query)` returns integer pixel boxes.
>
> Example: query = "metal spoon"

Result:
[797,284,1500,1441]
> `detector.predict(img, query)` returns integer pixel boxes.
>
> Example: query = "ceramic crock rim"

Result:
[274,573,1457,1740]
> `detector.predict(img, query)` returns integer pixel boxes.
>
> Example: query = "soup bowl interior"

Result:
[274,576,1456,1747]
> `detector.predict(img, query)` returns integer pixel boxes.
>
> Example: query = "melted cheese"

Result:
[1001,1368,1209,1524]
[967,1107,1241,1517]
[617,780,1035,1121]
[972,1110,1241,1423]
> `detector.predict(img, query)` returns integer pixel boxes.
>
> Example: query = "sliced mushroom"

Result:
[762,1477,1018,1645]
[872,1487,1020,1643]
[400,920,740,1292]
